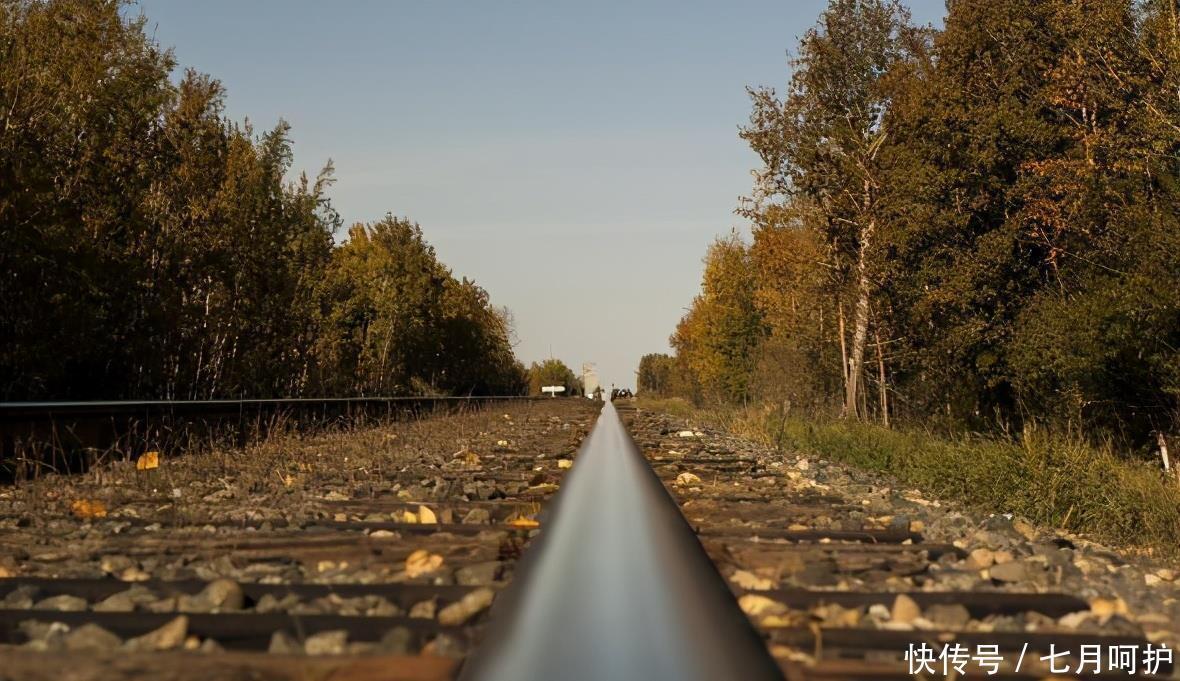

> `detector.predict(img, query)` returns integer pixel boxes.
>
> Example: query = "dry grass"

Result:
[638,397,1180,556]
[6,401,571,524]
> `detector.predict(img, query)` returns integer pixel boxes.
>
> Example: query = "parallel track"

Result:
[0,396,543,479]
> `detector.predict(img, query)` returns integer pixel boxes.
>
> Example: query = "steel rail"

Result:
[0,395,541,422]
[459,399,784,681]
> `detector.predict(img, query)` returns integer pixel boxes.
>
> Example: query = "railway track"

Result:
[0,396,544,481]
[617,401,1178,680]
[0,397,1176,679]
[0,398,598,680]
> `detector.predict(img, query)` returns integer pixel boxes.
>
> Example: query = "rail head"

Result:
[459,400,784,681]
[0,396,549,422]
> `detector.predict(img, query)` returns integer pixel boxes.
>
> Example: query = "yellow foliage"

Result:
[136,451,159,470]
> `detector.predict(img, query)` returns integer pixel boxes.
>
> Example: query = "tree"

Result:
[637,353,676,396]
[660,0,1180,444]
[0,0,527,401]
[670,235,763,404]
[748,202,845,412]
[0,0,175,399]
[527,359,580,396]
[740,0,922,419]
[878,0,1180,438]
[433,278,528,395]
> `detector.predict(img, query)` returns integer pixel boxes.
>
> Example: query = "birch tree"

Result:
[740,0,918,419]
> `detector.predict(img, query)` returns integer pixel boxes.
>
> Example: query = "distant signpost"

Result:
[541,386,566,397]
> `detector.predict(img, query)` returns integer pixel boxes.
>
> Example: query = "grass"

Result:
[638,397,1180,556]
[5,400,576,524]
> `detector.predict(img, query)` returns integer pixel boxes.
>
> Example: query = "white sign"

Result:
[541,386,566,395]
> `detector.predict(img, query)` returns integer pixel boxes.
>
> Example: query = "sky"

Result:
[137,0,947,389]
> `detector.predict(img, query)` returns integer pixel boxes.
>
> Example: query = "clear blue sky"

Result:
[137,0,946,388]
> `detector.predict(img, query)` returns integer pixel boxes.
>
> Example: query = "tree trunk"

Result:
[843,218,874,420]
[838,303,849,404]
[875,328,889,428]
[1159,431,1178,485]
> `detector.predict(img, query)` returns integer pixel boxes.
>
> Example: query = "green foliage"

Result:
[651,0,1180,448]
[527,358,581,396]
[0,0,524,399]
[313,218,526,396]
[636,353,675,395]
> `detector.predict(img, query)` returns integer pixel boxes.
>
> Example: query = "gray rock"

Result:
[64,623,122,652]
[19,620,69,644]
[146,596,179,613]
[19,621,69,652]
[989,561,1030,583]
[377,626,414,655]
[455,561,501,585]
[312,595,365,616]
[304,629,348,655]
[409,598,437,619]
[268,630,303,655]
[364,596,401,617]
[935,570,982,590]
[99,555,136,575]
[33,594,88,611]
[182,578,244,612]
[982,515,1014,532]
[423,633,466,659]
[95,586,157,613]
[2,585,38,609]
[925,604,972,629]
[125,615,188,651]
[193,555,237,581]
[438,588,495,626]
[461,508,491,524]
[255,593,301,614]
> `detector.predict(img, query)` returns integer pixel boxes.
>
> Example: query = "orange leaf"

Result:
[136,451,159,471]
[70,499,108,519]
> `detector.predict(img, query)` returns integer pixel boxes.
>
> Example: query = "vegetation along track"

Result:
[0,397,1177,680]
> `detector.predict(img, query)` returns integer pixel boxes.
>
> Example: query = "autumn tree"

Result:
[656,0,1180,445]
[740,0,921,419]
[748,202,845,413]
[670,235,763,404]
